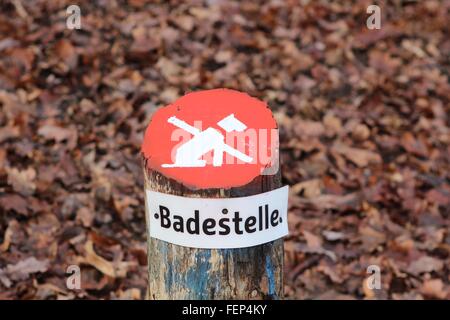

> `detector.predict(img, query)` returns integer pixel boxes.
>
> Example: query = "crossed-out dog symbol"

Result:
[162,114,253,168]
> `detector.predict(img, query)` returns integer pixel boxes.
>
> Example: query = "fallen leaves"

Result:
[291,179,322,198]
[297,192,362,211]
[406,256,444,276]
[0,0,448,301]
[76,240,136,279]
[401,132,429,158]
[156,57,182,80]
[322,230,346,242]
[54,39,78,70]
[0,220,17,252]
[6,167,36,196]
[420,279,448,299]
[0,257,49,288]
[0,194,28,215]
[332,144,382,168]
[37,124,78,148]
[426,187,450,206]
[368,50,402,76]
[359,225,386,252]
[295,230,337,261]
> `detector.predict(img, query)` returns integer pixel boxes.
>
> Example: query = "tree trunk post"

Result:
[141,89,286,300]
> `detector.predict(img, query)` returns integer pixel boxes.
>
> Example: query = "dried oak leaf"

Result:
[0,125,20,144]
[112,288,142,300]
[420,279,448,299]
[76,240,136,278]
[406,256,444,275]
[291,179,322,198]
[0,194,28,215]
[369,50,402,76]
[76,207,94,228]
[401,132,428,158]
[332,144,382,168]
[296,230,337,261]
[0,257,49,288]
[317,263,343,284]
[425,186,450,206]
[294,119,325,138]
[37,124,78,148]
[77,241,116,278]
[156,57,182,80]
[302,192,362,211]
[303,230,322,249]
[0,219,19,252]
[359,225,386,251]
[353,24,402,48]
[54,39,78,70]
[6,167,36,196]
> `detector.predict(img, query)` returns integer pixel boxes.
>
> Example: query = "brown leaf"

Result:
[54,39,78,69]
[291,179,322,198]
[0,125,20,143]
[172,15,195,32]
[401,132,428,157]
[406,256,444,275]
[359,225,386,251]
[76,207,94,228]
[301,192,362,210]
[369,50,401,76]
[295,231,337,261]
[77,241,135,278]
[317,264,343,284]
[425,186,450,206]
[352,123,370,141]
[156,57,182,80]
[0,257,49,287]
[323,113,343,137]
[420,279,447,299]
[38,124,78,148]
[8,47,35,72]
[0,220,18,252]
[6,167,36,196]
[333,145,382,167]
[78,240,116,278]
[303,230,322,249]
[113,194,139,222]
[0,194,28,215]
[113,288,142,300]
[294,119,325,138]
[354,24,402,48]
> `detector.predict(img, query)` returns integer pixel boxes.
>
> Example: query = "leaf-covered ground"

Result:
[0,0,449,299]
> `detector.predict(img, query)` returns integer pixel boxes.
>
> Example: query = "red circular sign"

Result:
[142,89,278,189]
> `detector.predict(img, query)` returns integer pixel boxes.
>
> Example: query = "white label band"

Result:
[145,186,289,249]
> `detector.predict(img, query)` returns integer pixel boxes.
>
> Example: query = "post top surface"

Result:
[142,89,278,189]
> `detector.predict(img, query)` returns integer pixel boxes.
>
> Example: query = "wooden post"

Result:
[142,89,284,300]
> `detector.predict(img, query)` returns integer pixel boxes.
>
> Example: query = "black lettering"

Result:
[187,210,200,235]
[232,211,243,235]
[219,218,230,235]
[265,204,269,229]
[173,215,184,232]
[259,206,263,231]
[245,216,257,233]
[202,218,216,235]
[270,210,279,227]
[160,206,171,228]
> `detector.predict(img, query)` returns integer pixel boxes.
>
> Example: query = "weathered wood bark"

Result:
[143,159,284,300]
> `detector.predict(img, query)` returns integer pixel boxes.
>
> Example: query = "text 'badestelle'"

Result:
[145,186,289,249]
